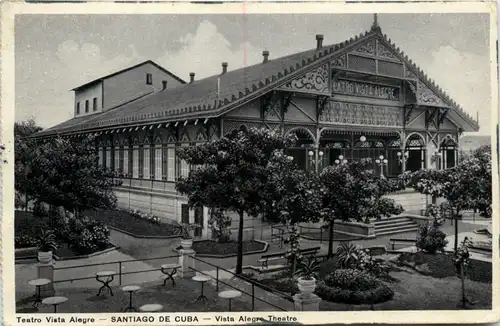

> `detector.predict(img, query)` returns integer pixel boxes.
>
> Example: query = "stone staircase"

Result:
[374,216,419,236]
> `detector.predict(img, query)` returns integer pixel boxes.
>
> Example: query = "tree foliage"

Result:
[15,134,117,215]
[175,127,296,274]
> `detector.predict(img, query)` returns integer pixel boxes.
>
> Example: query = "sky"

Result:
[15,13,492,134]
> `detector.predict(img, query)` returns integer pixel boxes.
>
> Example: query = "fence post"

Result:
[216,267,219,292]
[119,262,122,285]
[251,284,255,311]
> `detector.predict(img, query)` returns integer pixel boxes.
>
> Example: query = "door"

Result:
[406,149,423,172]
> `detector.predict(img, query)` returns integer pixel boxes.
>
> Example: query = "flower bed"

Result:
[85,209,181,237]
[397,251,491,283]
[15,210,116,259]
[315,269,394,304]
[175,240,267,257]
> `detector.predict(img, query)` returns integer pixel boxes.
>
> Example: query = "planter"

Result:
[297,277,316,296]
[180,238,193,249]
[37,251,53,264]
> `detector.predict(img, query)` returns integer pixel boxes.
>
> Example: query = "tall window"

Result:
[76,102,80,115]
[98,147,104,166]
[181,204,190,224]
[167,147,176,181]
[146,73,153,85]
[106,147,111,169]
[155,146,162,180]
[132,146,139,178]
[144,145,150,179]
[85,100,89,113]
[114,146,120,173]
[93,97,98,111]
[123,146,129,176]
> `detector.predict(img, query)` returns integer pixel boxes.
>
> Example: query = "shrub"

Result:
[317,257,340,279]
[416,223,448,254]
[356,249,390,277]
[293,256,321,280]
[336,243,359,268]
[208,209,232,243]
[67,217,110,254]
[315,269,394,304]
[37,229,58,252]
[15,234,38,248]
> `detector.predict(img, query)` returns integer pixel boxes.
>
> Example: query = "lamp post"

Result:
[430,149,443,169]
[308,149,324,171]
[397,151,409,165]
[334,155,348,165]
[375,155,388,179]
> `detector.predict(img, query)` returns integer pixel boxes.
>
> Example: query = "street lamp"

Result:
[431,149,443,168]
[308,150,324,170]
[397,151,409,165]
[334,155,348,165]
[375,155,388,179]
[360,135,367,142]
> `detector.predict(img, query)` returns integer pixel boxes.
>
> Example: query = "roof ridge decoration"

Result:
[378,34,478,129]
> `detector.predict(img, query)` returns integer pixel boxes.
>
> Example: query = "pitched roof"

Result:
[33,27,479,138]
[71,60,186,91]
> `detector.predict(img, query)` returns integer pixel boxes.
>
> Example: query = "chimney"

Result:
[221,62,228,74]
[189,72,195,83]
[162,80,168,90]
[316,34,324,50]
[262,50,269,63]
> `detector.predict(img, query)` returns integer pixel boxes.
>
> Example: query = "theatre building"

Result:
[33,19,479,238]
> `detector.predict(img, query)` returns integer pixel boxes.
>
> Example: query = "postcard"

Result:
[1,1,498,324]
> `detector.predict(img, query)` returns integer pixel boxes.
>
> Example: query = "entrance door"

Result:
[194,206,203,237]
[406,150,423,172]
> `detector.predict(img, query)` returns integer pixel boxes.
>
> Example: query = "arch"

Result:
[440,134,458,146]
[286,126,317,143]
[405,132,425,147]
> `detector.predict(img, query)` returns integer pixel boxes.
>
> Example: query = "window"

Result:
[76,102,80,115]
[144,145,150,179]
[132,146,139,178]
[146,73,153,85]
[123,147,129,176]
[98,147,104,166]
[106,147,111,169]
[167,147,176,181]
[114,147,120,173]
[119,147,124,174]
[85,100,89,113]
[181,204,190,224]
[93,97,98,111]
[155,146,162,180]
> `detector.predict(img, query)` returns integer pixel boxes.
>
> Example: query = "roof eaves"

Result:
[378,33,479,131]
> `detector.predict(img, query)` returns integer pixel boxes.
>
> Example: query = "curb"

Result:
[173,240,269,258]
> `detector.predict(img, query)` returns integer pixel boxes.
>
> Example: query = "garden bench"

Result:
[258,246,321,269]
[389,238,416,250]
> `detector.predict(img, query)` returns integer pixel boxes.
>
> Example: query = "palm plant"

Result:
[336,242,360,268]
[293,256,321,280]
[37,229,58,252]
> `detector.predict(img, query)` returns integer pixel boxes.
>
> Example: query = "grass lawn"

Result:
[183,240,266,256]
[85,209,181,237]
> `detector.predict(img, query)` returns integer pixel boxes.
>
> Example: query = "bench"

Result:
[389,238,416,250]
[258,246,321,269]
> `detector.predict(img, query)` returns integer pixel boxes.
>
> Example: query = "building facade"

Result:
[34,19,479,238]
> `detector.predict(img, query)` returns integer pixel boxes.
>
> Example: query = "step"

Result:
[376,226,419,236]
[374,218,412,226]
[374,221,417,230]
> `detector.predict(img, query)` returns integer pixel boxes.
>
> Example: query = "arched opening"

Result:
[405,133,426,172]
[285,128,316,171]
[440,136,458,169]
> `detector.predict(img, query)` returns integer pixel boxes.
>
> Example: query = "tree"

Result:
[403,149,491,251]
[15,135,117,217]
[264,152,324,274]
[176,127,296,274]
[320,159,404,257]
[14,119,44,213]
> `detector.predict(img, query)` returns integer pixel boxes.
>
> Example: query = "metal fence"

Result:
[52,254,179,285]
[189,256,294,311]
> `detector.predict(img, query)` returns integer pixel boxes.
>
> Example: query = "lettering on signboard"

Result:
[332,80,399,101]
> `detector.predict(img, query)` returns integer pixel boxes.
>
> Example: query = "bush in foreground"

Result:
[416,223,448,254]
[315,269,394,304]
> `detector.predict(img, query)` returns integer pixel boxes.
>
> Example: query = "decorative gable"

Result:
[113,138,120,147]
[155,135,162,144]
[352,39,375,56]
[195,127,207,142]
[144,136,151,145]
[376,40,397,60]
[279,63,330,95]
[416,82,450,108]
[180,129,191,142]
